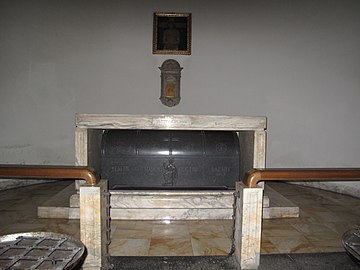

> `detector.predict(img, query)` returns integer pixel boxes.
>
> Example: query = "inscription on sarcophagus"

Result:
[101,130,240,189]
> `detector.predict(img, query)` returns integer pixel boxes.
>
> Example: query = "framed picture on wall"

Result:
[153,12,192,55]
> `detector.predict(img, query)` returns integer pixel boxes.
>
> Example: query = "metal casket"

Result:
[101,130,240,189]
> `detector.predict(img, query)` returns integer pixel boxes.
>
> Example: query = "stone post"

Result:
[234,182,263,270]
[80,180,111,269]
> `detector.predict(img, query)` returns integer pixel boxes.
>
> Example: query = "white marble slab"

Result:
[70,190,235,220]
[45,190,270,220]
[76,114,267,131]
[111,194,234,209]
[37,206,69,219]
[70,190,235,209]
[110,208,233,220]
[68,208,233,220]
[68,208,233,221]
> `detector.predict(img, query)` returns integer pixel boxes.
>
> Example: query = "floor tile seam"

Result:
[189,224,229,231]
[321,222,349,235]
[110,237,151,242]
[149,234,193,241]
[151,231,191,239]
[301,235,344,248]
[148,237,194,256]
[111,234,153,240]
[287,222,343,235]
[316,204,360,210]
[109,239,151,256]
[265,235,317,253]
[109,239,150,256]
[190,237,231,256]
[190,236,232,246]
[262,226,305,237]
[189,232,230,240]
[112,226,154,233]
[260,249,280,255]
[261,242,319,255]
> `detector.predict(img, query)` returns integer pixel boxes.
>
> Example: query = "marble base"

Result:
[38,188,284,220]
[52,205,292,221]
[70,190,235,220]
[262,185,299,219]
[71,190,235,208]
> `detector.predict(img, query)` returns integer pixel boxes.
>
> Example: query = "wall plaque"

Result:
[159,59,183,107]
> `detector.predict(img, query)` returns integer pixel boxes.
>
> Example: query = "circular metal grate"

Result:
[0,232,86,270]
[342,227,360,265]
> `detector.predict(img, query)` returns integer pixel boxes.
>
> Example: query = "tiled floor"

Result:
[0,181,359,256]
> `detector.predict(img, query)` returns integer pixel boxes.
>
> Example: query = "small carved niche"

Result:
[159,59,183,107]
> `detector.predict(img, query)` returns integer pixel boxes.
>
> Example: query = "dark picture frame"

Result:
[153,12,192,55]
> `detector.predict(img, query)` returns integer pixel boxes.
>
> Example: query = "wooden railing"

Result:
[0,165,98,186]
[244,168,360,188]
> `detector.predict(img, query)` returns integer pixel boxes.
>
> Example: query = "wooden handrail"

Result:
[0,165,98,186]
[244,168,360,188]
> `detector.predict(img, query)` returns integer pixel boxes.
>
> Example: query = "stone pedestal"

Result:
[234,182,263,269]
[80,180,111,270]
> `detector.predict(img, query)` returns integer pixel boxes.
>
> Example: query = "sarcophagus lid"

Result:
[101,130,240,189]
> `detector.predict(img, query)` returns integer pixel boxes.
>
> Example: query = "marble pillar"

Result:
[80,180,111,269]
[234,182,263,270]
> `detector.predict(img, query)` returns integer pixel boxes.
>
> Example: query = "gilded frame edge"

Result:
[152,12,192,55]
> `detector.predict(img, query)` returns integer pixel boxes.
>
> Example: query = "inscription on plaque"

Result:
[152,117,192,128]
[179,166,199,175]
[111,165,129,173]
[211,166,231,176]
[143,167,162,173]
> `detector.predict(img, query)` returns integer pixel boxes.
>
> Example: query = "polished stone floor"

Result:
[0,181,359,256]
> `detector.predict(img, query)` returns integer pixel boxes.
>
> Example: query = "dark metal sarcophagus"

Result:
[101,130,240,189]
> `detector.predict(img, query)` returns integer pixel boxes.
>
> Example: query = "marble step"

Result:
[69,190,270,209]
[69,190,237,220]
[68,208,234,220]
[71,190,234,208]
[37,182,74,219]
[262,185,299,219]
[38,186,286,220]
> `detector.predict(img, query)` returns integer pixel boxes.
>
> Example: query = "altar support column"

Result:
[80,180,111,269]
[234,182,263,269]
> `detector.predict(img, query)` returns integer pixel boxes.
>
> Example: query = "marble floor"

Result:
[0,181,359,256]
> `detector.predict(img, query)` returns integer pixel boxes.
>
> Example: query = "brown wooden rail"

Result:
[244,168,360,188]
[0,165,98,186]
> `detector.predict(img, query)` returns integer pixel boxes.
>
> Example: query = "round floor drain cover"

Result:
[0,232,85,269]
